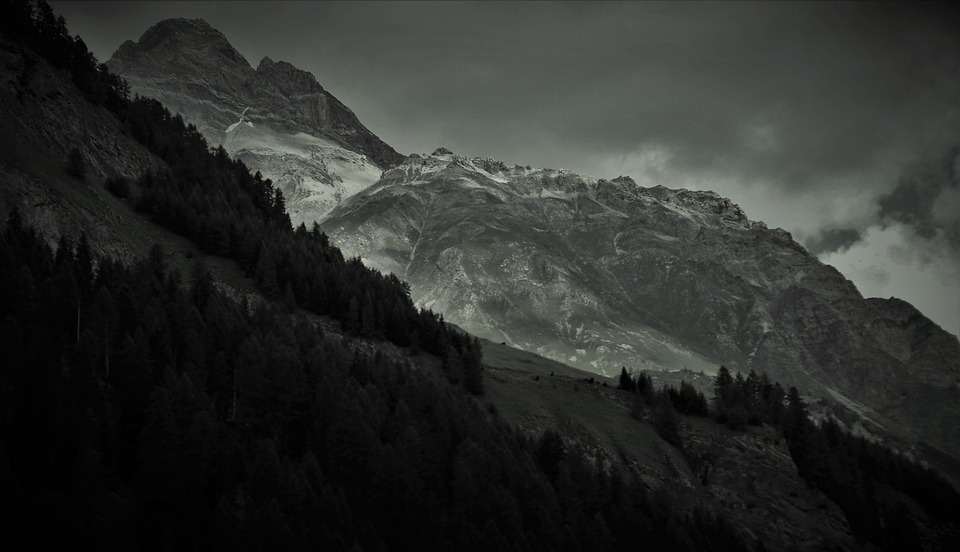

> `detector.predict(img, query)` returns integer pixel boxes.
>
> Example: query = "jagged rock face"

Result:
[323,150,960,458]
[111,18,251,93]
[107,18,404,226]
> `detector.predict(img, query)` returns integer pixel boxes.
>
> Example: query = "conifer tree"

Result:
[618,367,635,392]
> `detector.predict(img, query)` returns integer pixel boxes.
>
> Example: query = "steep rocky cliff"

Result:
[107,18,403,226]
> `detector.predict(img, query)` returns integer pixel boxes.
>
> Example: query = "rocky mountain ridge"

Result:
[323,148,960,460]
[107,18,403,226]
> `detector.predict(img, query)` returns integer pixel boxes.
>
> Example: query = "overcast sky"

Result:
[53,1,960,338]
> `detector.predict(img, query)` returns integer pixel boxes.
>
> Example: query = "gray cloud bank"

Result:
[878,147,960,251]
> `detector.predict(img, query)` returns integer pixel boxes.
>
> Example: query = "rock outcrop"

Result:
[0,35,163,261]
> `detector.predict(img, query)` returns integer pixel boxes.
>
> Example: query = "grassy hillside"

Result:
[477,339,860,550]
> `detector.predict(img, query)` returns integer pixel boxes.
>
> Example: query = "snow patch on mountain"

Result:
[108,18,403,228]
[216,122,382,225]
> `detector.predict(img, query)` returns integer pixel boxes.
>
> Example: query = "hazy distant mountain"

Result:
[107,18,404,227]
[322,149,960,459]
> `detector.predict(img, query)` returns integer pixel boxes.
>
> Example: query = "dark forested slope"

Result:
[0,215,750,551]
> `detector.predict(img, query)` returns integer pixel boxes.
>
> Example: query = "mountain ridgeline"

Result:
[108,17,402,168]
[104,14,960,469]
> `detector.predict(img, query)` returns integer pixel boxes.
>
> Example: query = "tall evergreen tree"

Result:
[618,367,635,392]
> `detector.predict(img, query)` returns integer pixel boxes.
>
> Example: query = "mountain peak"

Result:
[137,18,224,48]
[108,16,405,186]
[257,56,297,72]
[110,17,250,74]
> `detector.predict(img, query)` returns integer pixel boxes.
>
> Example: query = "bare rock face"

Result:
[0,36,163,261]
[107,18,404,227]
[111,18,251,94]
[322,150,960,460]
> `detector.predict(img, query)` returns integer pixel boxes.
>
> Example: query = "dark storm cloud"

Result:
[802,146,960,258]
[805,227,864,256]
[878,146,960,251]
